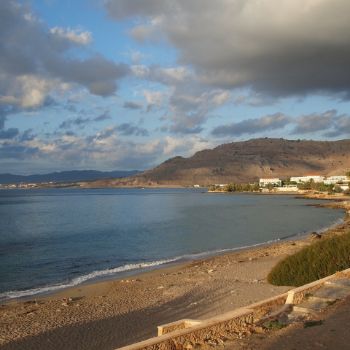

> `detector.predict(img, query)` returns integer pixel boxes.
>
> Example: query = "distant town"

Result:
[1,174,350,194]
[0,181,75,190]
[208,174,350,194]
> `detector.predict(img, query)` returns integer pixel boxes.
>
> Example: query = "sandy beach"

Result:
[1,198,349,350]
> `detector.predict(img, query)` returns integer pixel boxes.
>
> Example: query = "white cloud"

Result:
[106,0,350,98]
[50,27,92,45]
[211,90,230,106]
[17,75,56,108]
[0,74,65,109]
[143,89,164,111]
[163,135,213,157]
[131,65,150,78]
[129,15,164,42]
[130,25,155,42]
[131,64,190,84]
[0,1,128,118]
[165,88,231,133]
[157,67,189,82]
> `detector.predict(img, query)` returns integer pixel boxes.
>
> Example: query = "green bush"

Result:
[297,180,334,192]
[224,182,260,192]
[268,232,350,286]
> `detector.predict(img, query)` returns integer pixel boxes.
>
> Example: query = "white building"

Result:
[339,184,349,191]
[276,186,298,192]
[259,178,282,187]
[324,176,349,185]
[290,175,325,183]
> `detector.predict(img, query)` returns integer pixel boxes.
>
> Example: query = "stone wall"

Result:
[117,268,350,350]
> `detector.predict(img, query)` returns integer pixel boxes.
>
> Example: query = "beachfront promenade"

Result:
[117,269,350,350]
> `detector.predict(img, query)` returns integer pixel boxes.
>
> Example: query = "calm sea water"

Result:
[0,188,344,300]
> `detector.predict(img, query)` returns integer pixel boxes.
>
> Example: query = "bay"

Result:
[0,188,344,300]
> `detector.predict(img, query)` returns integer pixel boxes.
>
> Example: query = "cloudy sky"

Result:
[1,0,350,174]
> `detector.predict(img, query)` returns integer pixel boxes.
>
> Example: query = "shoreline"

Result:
[1,197,349,349]
[0,237,288,303]
[2,239,289,304]
[1,194,346,303]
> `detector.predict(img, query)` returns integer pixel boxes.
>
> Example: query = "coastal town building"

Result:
[324,176,349,185]
[257,174,349,193]
[290,175,325,183]
[339,184,350,191]
[275,185,298,192]
[259,178,282,187]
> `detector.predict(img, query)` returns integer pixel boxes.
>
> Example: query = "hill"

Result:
[0,170,140,185]
[82,138,350,187]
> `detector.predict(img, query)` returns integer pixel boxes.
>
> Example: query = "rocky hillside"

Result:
[85,138,350,187]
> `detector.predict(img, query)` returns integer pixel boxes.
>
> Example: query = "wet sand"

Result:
[1,198,349,350]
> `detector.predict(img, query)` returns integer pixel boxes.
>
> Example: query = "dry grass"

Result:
[268,232,350,286]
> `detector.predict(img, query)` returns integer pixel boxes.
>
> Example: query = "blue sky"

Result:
[1,0,350,174]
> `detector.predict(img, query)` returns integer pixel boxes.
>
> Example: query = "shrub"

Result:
[268,232,350,286]
[224,182,260,192]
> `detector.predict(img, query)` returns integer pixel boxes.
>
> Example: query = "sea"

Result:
[0,188,345,301]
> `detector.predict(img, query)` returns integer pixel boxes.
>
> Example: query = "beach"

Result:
[1,198,349,350]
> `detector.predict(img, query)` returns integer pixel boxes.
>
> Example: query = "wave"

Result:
[0,239,283,302]
[1,216,344,302]
[0,257,180,301]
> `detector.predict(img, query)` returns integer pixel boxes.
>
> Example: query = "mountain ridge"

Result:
[83,138,350,187]
[0,170,140,185]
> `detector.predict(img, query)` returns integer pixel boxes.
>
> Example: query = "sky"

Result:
[1,0,350,174]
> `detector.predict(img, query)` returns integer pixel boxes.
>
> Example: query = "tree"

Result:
[334,185,343,193]
[266,183,274,191]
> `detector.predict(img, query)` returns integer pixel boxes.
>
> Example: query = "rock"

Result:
[311,232,322,239]
[253,326,265,334]
[216,338,225,346]
[206,339,217,346]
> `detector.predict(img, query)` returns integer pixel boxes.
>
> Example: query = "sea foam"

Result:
[0,239,282,301]
[0,258,179,301]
